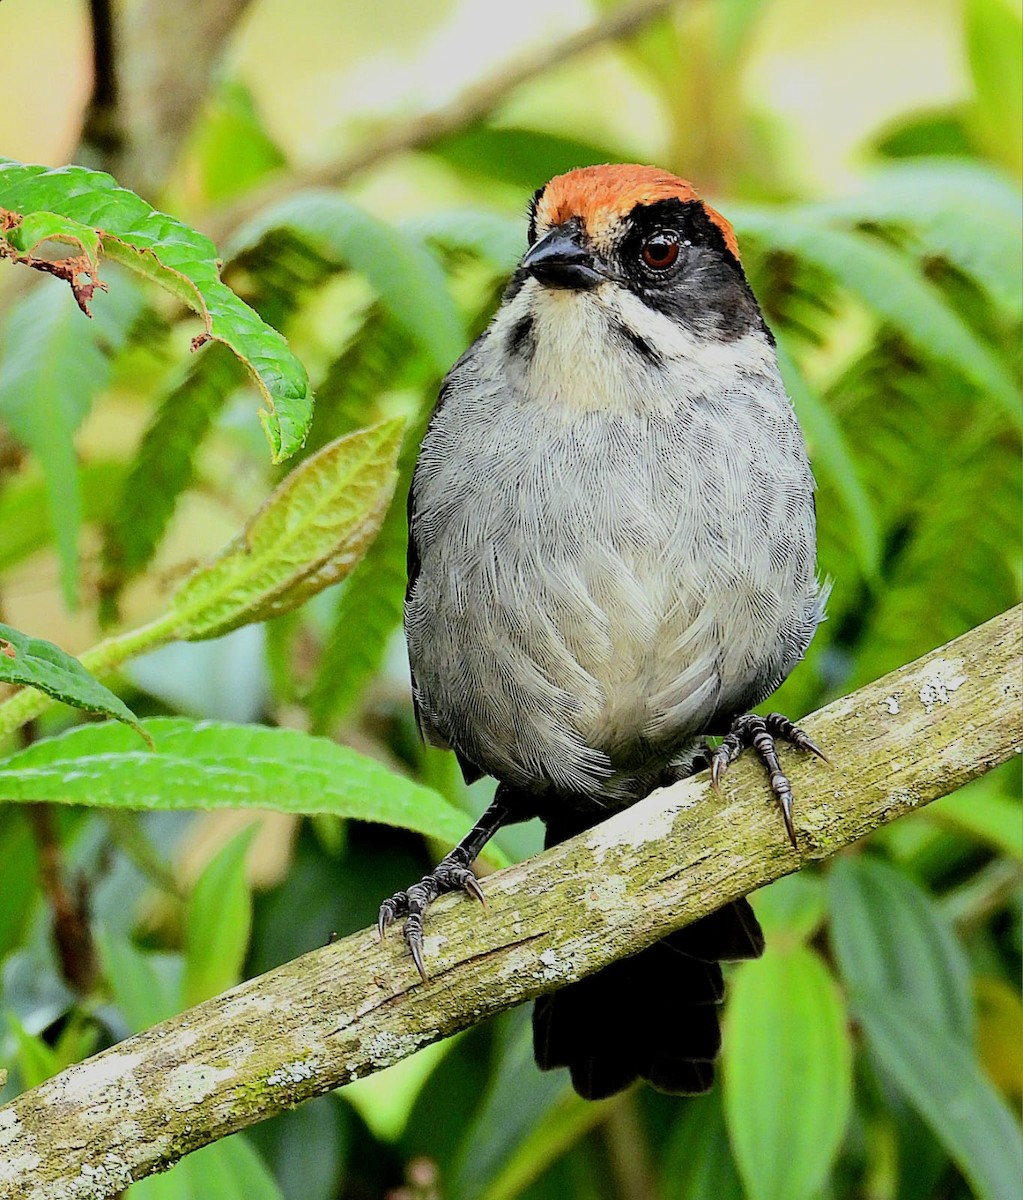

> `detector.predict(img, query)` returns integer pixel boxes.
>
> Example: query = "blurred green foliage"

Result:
[0,0,1020,1197]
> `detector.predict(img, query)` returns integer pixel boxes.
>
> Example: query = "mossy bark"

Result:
[0,606,1019,1199]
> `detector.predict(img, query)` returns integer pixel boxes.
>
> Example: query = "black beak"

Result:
[520,226,605,291]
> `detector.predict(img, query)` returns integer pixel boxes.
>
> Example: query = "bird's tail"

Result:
[532,814,764,1100]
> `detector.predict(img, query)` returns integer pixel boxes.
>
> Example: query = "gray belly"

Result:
[406,386,821,804]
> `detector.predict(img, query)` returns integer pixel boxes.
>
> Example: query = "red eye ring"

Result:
[641,232,680,271]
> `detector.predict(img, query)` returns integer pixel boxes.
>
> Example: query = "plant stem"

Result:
[0,612,179,745]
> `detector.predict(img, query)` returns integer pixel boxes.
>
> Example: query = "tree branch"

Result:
[80,0,122,166]
[208,0,685,241]
[115,0,256,196]
[0,606,1019,1198]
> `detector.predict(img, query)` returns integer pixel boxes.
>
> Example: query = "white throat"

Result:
[490,277,776,418]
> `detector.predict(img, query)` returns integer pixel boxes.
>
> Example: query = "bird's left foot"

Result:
[710,713,826,848]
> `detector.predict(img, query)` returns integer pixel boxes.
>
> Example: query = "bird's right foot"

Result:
[378,848,485,983]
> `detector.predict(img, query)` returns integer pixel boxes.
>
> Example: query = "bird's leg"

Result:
[709,713,826,848]
[378,792,517,983]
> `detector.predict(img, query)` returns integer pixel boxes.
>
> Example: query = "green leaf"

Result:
[965,0,1023,174]
[306,491,406,733]
[819,313,1019,693]
[5,1012,59,1090]
[0,621,149,744]
[188,80,287,206]
[182,826,256,1007]
[449,1012,576,1200]
[404,210,524,275]
[0,459,124,576]
[733,209,1023,429]
[774,340,881,581]
[226,191,464,371]
[813,161,1023,317]
[0,278,142,606]
[3,210,103,279]
[0,813,38,960]
[828,856,973,1039]
[302,306,418,457]
[99,342,243,623]
[343,1040,451,1142]
[96,931,180,1034]
[431,127,622,190]
[474,1090,614,1200]
[723,946,853,1200]
[924,777,1023,861]
[826,858,1023,1198]
[167,418,404,640]
[660,1090,744,1200]
[749,871,827,946]
[129,1132,283,1200]
[0,717,472,844]
[856,999,1023,1200]
[0,157,312,461]
[874,108,975,162]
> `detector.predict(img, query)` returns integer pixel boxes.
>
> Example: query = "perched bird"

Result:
[379,164,826,1100]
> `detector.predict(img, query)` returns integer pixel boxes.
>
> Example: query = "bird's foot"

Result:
[710,713,826,848]
[378,847,485,983]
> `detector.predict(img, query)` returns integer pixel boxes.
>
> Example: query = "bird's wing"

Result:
[405,364,485,787]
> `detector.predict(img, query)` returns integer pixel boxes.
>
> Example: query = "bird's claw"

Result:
[709,712,825,849]
[377,855,485,983]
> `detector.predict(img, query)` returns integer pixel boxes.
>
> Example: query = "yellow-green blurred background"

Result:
[0,1,1020,1198]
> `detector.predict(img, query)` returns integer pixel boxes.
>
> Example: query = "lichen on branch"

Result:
[0,606,1019,1199]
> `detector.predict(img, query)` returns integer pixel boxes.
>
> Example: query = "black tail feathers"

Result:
[532,898,764,1100]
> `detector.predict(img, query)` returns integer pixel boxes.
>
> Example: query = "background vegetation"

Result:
[0,1,1019,1197]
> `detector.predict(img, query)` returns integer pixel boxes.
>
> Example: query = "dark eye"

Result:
[641,231,680,271]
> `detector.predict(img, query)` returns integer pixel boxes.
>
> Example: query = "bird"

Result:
[378,163,826,1100]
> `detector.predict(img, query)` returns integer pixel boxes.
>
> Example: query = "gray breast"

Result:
[405,351,822,805]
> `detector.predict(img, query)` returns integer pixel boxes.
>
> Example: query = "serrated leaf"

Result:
[0,157,312,460]
[167,418,404,640]
[99,341,243,622]
[0,621,149,744]
[856,999,1023,1200]
[828,857,973,1039]
[227,191,464,371]
[851,428,1019,689]
[723,946,852,1200]
[732,209,1023,428]
[4,209,102,275]
[0,278,142,605]
[0,717,471,844]
[182,826,256,1007]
